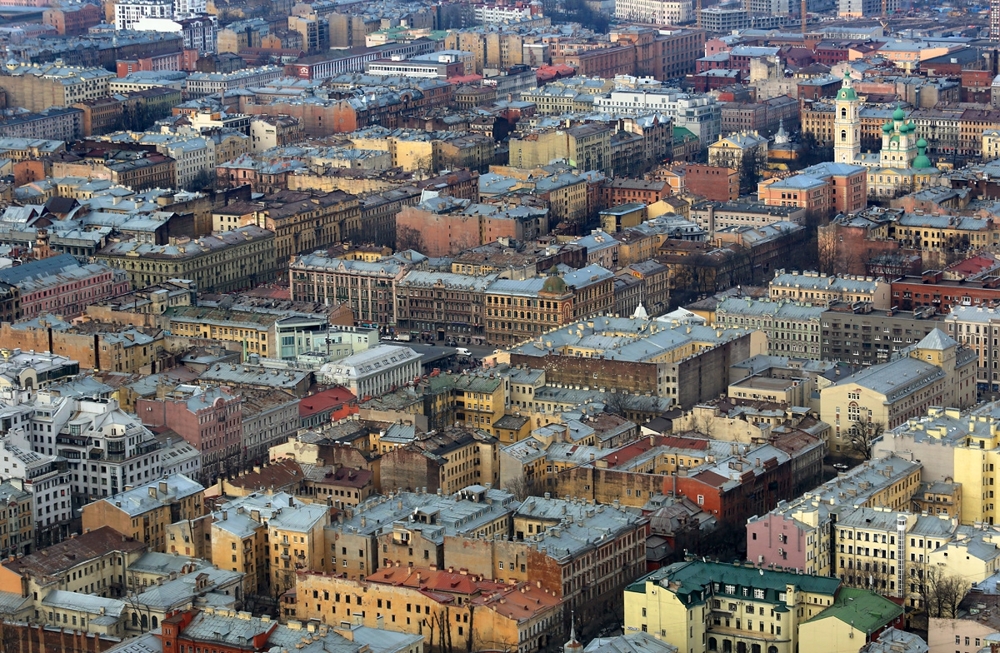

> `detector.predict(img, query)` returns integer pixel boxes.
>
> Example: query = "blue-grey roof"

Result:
[42,590,125,617]
[99,474,203,517]
[0,254,79,285]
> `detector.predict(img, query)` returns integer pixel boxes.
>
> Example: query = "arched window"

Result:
[841,130,847,142]
[151,616,158,629]
[769,647,779,653]
[752,645,761,653]
[140,614,148,630]
[737,643,748,653]
[723,641,733,653]
[132,613,138,627]
[841,108,847,118]
[709,638,718,651]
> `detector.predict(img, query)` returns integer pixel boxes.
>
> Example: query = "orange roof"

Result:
[367,566,506,595]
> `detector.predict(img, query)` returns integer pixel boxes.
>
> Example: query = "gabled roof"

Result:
[915,328,957,351]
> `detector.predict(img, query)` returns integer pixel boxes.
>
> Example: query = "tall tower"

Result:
[833,70,861,165]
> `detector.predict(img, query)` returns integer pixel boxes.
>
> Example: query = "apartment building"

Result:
[945,305,1000,392]
[0,64,115,112]
[294,567,561,653]
[138,386,242,483]
[0,525,146,601]
[822,302,949,367]
[820,329,977,454]
[27,393,163,515]
[716,297,825,360]
[95,226,276,293]
[289,254,411,328]
[380,426,499,495]
[625,561,903,653]
[770,270,892,309]
[81,474,205,552]
[395,271,495,344]
[0,430,72,548]
[747,454,925,576]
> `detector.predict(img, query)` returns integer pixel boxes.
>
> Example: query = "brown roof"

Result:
[4,526,145,578]
[225,459,303,491]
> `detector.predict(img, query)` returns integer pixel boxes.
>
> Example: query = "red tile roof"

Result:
[299,386,356,418]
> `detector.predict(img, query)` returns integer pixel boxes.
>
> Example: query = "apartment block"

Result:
[822,302,949,367]
[820,329,977,454]
[0,64,115,112]
[80,474,205,552]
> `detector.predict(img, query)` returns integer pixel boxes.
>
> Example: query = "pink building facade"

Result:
[19,263,129,319]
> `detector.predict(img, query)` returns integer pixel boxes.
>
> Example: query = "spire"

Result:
[564,611,583,653]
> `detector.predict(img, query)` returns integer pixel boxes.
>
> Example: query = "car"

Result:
[456,347,472,356]
[832,463,850,471]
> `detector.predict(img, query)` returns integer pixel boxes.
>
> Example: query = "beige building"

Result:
[0,63,115,111]
[211,507,268,597]
[95,226,276,293]
[509,124,612,176]
[819,329,977,455]
[769,269,892,309]
[707,131,768,173]
[81,475,206,553]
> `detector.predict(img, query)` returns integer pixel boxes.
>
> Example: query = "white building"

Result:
[615,0,693,25]
[473,3,534,23]
[155,433,201,480]
[133,16,217,55]
[0,429,72,547]
[594,88,720,144]
[173,0,206,17]
[318,344,420,398]
[27,394,162,515]
[145,135,214,189]
[115,0,173,31]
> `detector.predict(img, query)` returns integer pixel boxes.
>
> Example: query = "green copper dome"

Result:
[893,104,906,121]
[542,275,568,294]
[882,121,893,133]
[913,139,931,169]
[837,86,858,101]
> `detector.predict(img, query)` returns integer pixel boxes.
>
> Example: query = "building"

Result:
[716,297,825,359]
[708,131,768,174]
[625,561,903,653]
[0,107,83,141]
[95,226,276,293]
[770,270,891,309]
[0,64,115,112]
[380,426,499,495]
[822,302,949,367]
[0,430,72,548]
[290,255,410,329]
[819,329,977,455]
[0,255,128,320]
[138,385,241,483]
[615,0,693,24]
[506,317,766,408]
[318,344,420,399]
[80,474,204,552]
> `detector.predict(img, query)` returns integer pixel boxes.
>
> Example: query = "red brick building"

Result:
[0,255,129,320]
[600,178,671,207]
[138,386,243,483]
[684,164,739,202]
[43,4,102,35]
[891,271,1000,313]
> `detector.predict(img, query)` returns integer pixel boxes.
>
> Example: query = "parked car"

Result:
[456,347,471,356]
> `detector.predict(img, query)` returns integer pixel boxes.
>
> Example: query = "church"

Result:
[832,71,940,198]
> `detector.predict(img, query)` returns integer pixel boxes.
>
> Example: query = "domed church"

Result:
[833,71,940,198]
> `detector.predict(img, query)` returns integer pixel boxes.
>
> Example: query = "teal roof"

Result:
[882,122,892,133]
[893,105,906,121]
[836,87,857,101]
[917,138,928,148]
[626,561,841,606]
[805,587,903,634]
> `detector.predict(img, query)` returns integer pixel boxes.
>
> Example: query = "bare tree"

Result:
[503,475,542,502]
[922,568,966,618]
[396,226,424,253]
[848,420,884,460]
[602,392,630,417]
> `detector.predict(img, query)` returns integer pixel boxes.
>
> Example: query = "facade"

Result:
[137,386,242,483]
[114,0,172,30]
[708,131,768,173]
[0,107,83,141]
[289,255,409,329]
[716,298,824,360]
[395,271,495,344]
[819,329,977,454]
[770,270,891,309]
[80,474,204,552]
[822,303,949,367]
[625,561,903,653]
[0,255,128,320]
[95,226,276,293]
[615,0,692,24]
[319,345,420,399]
[0,64,115,112]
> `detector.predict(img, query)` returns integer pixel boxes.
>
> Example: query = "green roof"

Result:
[626,561,842,605]
[805,587,903,633]
[673,126,699,142]
[836,87,857,101]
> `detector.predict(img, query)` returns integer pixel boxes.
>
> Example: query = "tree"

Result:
[396,226,424,253]
[503,474,542,501]
[848,420,884,460]
[922,569,966,618]
[602,391,631,417]
[738,148,766,197]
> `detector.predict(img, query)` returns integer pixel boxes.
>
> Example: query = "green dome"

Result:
[917,138,928,148]
[542,275,568,294]
[837,87,858,101]
[882,122,893,133]
[893,105,906,121]
[913,154,932,169]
